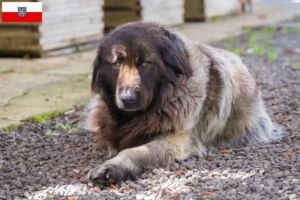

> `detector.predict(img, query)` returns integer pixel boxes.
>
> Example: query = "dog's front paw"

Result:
[87,163,136,185]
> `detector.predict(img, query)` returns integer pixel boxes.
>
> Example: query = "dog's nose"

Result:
[119,90,137,104]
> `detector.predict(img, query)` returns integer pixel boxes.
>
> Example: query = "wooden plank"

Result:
[184,0,205,21]
[104,10,140,27]
[40,12,103,26]
[103,0,140,10]
[43,7,101,18]
[41,33,102,51]
[0,39,39,47]
[0,30,40,39]
[41,24,102,40]
[0,45,40,51]
[43,0,101,12]
[42,41,99,57]
[0,50,41,58]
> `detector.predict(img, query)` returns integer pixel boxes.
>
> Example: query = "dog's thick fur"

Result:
[86,22,282,183]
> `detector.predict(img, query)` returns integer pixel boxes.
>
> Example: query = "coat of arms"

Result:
[18,7,27,18]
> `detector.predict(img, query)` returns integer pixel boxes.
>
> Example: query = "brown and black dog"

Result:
[85,22,282,183]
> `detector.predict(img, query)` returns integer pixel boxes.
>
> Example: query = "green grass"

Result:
[45,130,54,136]
[268,49,277,62]
[232,48,244,56]
[0,124,18,133]
[282,27,300,33]
[264,39,272,46]
[212,16,224,22]
[264,27,275,36]
[223,36,235,43]
[0,67,14,74]
[55,121,81,132]
[293,62,300,69]
[77,45,84,52]
[23,68,33,73]
[27,111,63,123]
[248,32,258,46]
[253,45,264,56]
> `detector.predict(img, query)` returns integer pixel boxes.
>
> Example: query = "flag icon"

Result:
[2,2,42,23]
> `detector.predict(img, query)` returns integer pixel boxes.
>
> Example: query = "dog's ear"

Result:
[91,47,102,93]
[160,30,193,78]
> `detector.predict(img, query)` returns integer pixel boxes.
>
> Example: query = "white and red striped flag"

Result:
[2,2,42,23]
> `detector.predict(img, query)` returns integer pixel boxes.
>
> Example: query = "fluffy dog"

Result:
[86,22,282,183]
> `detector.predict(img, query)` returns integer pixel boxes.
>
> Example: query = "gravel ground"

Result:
[1,19,300,200]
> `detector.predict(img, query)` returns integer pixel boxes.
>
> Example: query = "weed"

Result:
[0,124,18,133]
[232,48,244,56]
[293,62,300,68]
[253,45,264,56]
[264,39,272,46]
[213,16,223,22]
[77,45,84,52]
[224,36,235,43]
[55,121,81,132]
[282,27,300,33]
[45,130,54,136]
[248,32,258,46]
[23,68,33,73]
[268,49,277,62]
[0,67,14,74]
[30,111,62,123]
[264,27,275,36]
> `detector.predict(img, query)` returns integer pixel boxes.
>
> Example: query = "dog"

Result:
[85,22,282,183]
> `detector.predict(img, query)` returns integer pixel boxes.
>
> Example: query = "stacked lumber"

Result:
[103,0,184,32]
[140,0,184,26]
[184,0,240,22]
[0,0,104,57]
[103,0,141,32]
[184,0,205,22]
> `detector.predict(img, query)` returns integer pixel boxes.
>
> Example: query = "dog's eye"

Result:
[114,62,121,67]
[142,62,149,67]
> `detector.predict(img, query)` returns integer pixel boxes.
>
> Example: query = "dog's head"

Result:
[91,22,192,112]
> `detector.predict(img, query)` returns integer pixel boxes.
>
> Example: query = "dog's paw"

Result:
[87,163,136,185]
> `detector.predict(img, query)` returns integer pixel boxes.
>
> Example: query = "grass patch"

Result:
[268,49,277,62]
[0,67,14,74]
[282,27,300,33]
[223,36,235,43]
[24,111,64,123]
[264,39,272,46]
[248,32,258,46]
[0,124,19,133]
[264,27,275,36]
[23,68,33,73]
[293,62,300,69]
[55,121,81,132]
[212,16,224,22]
[253,45,264,56]
[77,45,84,52]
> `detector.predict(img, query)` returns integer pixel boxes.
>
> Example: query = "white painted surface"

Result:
[140,0,184,25]
[205,0,240,18]
[39,0,104,51]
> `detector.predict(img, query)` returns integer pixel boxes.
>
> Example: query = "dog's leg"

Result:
[87,131,203,183]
